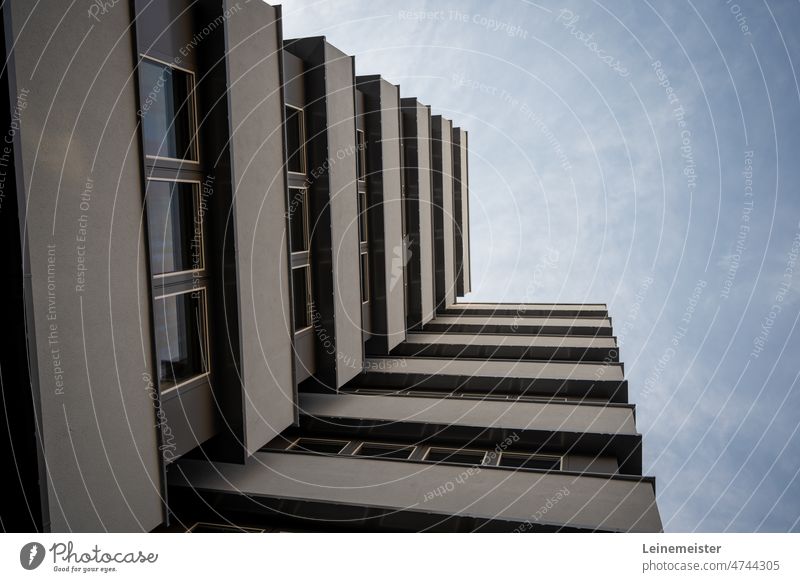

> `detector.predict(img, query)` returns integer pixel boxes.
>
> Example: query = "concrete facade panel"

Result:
[324,43,364,386]
[8,0,162,531]
[299,393,637,435]
[224,1,295,453]
[172,452,661,531]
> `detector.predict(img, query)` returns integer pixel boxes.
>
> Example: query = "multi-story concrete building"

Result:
[0,0,661,532]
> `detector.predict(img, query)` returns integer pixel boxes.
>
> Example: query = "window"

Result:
[356,129,366,181]
[292,266,312,331]
[285,105,306,174]
[459,392,509,400]
[288,188,309,252]
[291,438,349,455]
[498,452,561,471]
[139,57,197,161]
[288,186,312,332]
[357,191,368,244]
[189,522,264,533]
[153,288,209,393]
[405,390,451,398]
[424,447,488,466]
[355,442,416,460]
[146,180,203,275]
[145,178,211,396]
[360,252,370,302]
[356,129,369,308]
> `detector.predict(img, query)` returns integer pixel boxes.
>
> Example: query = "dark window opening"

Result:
[356,443,415,460]
[360,252,370,303]
[288,188,308,252]
[358,191,368,244]
[292,267,312,331]
[146,180,203,275]
[425,448,487,466]
[139,58,197,160]
[154,289,208,392]
[291,438,349,455]
[285,106,305,174]
[498,453,561,471]
[356,129,366,180]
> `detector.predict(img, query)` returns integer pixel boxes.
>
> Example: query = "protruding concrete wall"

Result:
[285,38,364,389]
[6,0,162,531]
[224,0,295,454]
[400,99,436,327]
[431,116,455,310]
[452,127,471,296]
[357,76,406,353]
[172,453,662,532]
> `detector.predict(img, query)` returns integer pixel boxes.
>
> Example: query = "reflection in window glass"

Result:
[139,59,196,160]
[146,180,202,275]
[154,290,208,392]
[285,106,305,173]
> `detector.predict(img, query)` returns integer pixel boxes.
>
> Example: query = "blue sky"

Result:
[278,0,800,532]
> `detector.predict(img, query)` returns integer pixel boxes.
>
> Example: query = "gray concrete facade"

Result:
[401,99,436,327]
[6,0,163,531]
[4,1,660,533]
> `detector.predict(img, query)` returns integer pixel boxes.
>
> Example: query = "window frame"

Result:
[289,437,350,455]
[138,54,200,164]
[357,190,368,245]
[360,251,370,303]
[423,447,489,466]
[353,442,418,460]
[147,177,206,279]
[356,128,366,182]
[288,186,310,255]
[285,103,307,176]
[498,452,562,471]
[291,265,313,333]
[152,285,212,396]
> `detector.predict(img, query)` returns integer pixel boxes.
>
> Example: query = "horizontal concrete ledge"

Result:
[363,357,623,381]
[424,315,612,336]
[447,303,608,318]
[396,332,619,362]
[353,357,627,402]
[298,393,642,474]
[170,452,661,532]
[300,393,637,436]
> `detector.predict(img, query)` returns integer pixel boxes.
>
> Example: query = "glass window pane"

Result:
[425,448,486,466]
[288,188,308,252]
[357,443,414,460]
[286,106,305,173]
[292,439,348,455]
[498,453,561,471]
[146,181,202,275]
[360,252,369,302]
[358,191,368,243]
[356,130,366,180]
[154,290,208,392]
[292,267,311,330]
[139,59,196,160]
